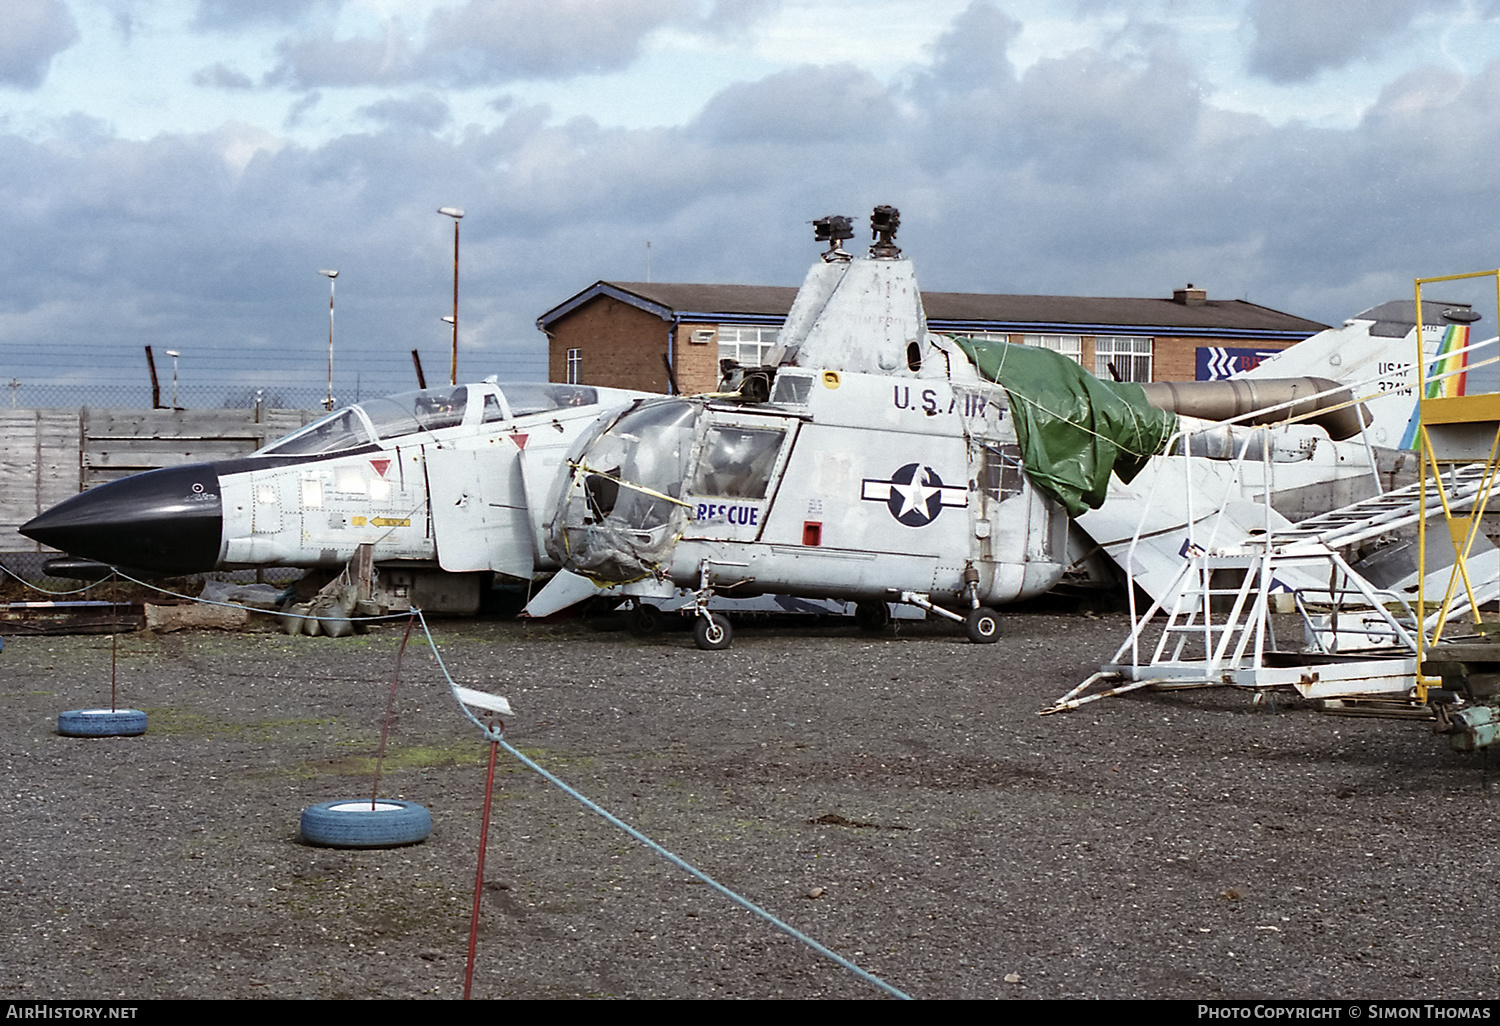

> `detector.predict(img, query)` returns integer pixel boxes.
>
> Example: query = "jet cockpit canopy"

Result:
[254,382,604,457]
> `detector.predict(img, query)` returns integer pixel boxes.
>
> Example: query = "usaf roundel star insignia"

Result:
[861,463,969,527]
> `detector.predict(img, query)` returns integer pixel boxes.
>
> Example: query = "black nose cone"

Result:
[20,464,224,575]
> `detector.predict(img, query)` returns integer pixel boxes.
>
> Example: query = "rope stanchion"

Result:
[464,738,501,1001]
[8,559,912,999]
[417,611,911,1001]
[371,614,417,806]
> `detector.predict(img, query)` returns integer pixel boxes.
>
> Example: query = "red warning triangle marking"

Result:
[510,433,528,450]
[370,459,391,477]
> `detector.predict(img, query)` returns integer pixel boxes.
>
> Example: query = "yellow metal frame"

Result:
[1415,270,1500,698]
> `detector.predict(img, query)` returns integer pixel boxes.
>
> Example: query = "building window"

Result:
[1094,336,1153,382]
[717,326,779,367]
[951,332,1084,365]
[566,347,582,384]
[1021,334,1083,364]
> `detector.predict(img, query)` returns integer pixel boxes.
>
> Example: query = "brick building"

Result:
[538,280,1328,395]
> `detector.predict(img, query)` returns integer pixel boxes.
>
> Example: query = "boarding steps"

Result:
[1261,461,1500,554]
[1042,472,1500,713]
[1276,462,1500,631]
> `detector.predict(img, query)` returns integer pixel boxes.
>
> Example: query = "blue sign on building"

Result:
[1196,346,1284,380]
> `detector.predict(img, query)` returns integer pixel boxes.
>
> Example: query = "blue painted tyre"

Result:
[57,708,147,737]
[299,799,432,848]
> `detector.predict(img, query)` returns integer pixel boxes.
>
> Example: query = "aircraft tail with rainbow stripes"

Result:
[1241,299,1491,451]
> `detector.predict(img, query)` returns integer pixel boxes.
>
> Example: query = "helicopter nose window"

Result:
[546,398,702,582]
[583,469,621,523]
[578,399,699,528]
[689,427,785,499]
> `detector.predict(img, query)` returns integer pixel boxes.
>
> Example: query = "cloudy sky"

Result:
[4,0,1500,405]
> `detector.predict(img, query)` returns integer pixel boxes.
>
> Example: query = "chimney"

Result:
[1173,283,1207,306]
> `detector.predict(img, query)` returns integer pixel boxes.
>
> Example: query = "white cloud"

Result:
[0,0,80,88]
[693,64,898,144]
[358,92,451,131]
[264,0,787,89]
[7,0,1500,399]
[1245,0,1462,83]
[192,0,338,30]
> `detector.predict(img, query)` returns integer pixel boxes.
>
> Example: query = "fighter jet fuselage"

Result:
[22,382,652,591]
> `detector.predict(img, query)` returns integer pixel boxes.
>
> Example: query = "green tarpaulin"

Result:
[953,337,1178,517]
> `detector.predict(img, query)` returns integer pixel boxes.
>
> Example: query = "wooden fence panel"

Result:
[1,407,319,552]
[0,411,45,549]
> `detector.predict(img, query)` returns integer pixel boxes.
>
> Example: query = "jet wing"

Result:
[1075,461,1330,610]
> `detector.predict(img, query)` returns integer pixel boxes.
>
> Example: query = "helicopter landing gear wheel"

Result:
[964,607,1000,644]
[626,602,664,636]
[854,600,890,634]
[693,613,732,651]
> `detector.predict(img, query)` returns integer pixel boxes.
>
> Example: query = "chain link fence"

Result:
[3,382,331,411]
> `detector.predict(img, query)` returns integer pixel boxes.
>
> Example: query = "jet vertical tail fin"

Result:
[1231,300,1486,450]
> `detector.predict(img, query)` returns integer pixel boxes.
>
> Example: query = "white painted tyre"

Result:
[57,708,147,737]
[299,799,432,848]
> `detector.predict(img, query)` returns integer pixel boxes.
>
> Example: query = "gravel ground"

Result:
[1,608,1497,1001]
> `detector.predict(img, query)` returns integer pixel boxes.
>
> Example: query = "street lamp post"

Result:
[438,207,464,385]
[318,269,339,410]
[165,349,181,410]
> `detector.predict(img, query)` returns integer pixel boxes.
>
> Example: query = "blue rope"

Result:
[3,563,910,998]
[0,563,418,625]
[414,610,912,1001]
[0,562,112,596]
[106,569,415,624]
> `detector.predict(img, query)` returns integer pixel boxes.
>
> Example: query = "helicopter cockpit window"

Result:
[689,426,785,499]
[770,373,812,405]
[500,382,599,417]
[358,386,469,440]
[256,407,374,456]
[482,394,504,423]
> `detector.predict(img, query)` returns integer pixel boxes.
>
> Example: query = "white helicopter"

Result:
[21,380,652,613]
[539,207,1466,648]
